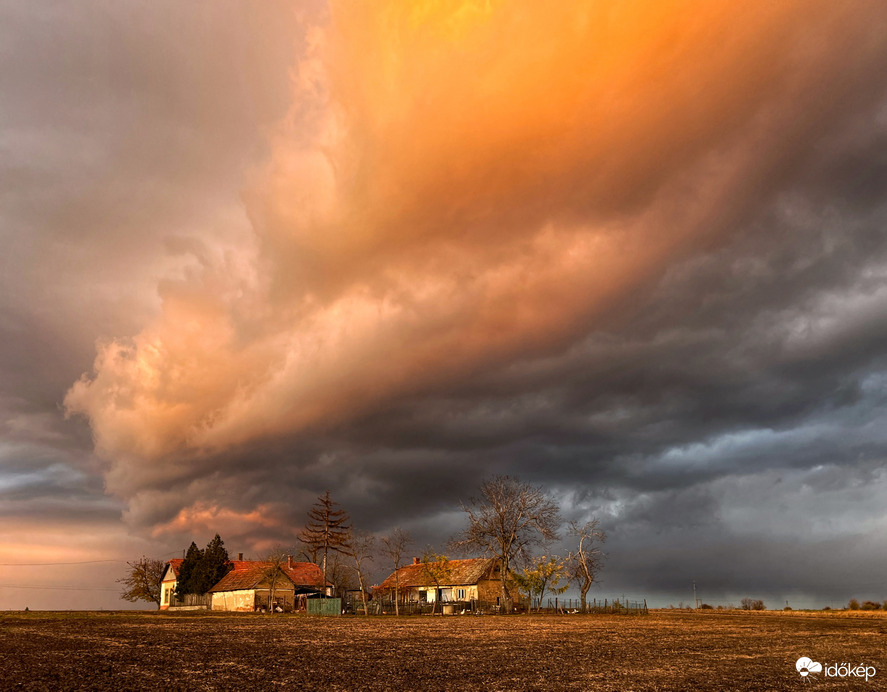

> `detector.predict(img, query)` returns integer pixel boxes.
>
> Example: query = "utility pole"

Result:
[693,581,698,609]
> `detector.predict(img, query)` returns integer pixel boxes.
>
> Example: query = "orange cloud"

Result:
[149,502,289,541]
[65,0,877,520]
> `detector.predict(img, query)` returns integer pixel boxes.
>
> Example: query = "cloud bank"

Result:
[54,1,887,604]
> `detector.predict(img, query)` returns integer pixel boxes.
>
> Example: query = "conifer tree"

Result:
[175,542,203,596]
[298,491,352,587]
[193,534,230,593]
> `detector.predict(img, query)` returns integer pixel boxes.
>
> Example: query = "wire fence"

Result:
[346,597,648,615]
[544,597,648,615]
[355,600,504,616]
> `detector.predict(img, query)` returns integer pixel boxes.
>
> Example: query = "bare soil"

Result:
[0,610,885,690]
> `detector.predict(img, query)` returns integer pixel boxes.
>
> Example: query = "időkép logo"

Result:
[796,657,877,682]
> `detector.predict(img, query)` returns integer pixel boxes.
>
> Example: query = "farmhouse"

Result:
[160,554,330,612]
[376,557,511,608]
[159,559,183,610]
[209,557,330,612]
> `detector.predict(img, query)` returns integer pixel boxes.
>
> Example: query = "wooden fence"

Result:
[170,593,213,609]
[307,598,342,616]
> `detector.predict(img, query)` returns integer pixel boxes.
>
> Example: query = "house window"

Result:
[456,588,466,600]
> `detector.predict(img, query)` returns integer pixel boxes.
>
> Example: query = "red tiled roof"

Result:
[164,559,184,579]
[377,558,496,591]
[209,560,327,593]
[282,561,326,586]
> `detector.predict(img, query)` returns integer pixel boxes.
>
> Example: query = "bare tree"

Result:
[349,531,375,616]
[565,519,606,613]
[261,548,288,613]
[421,550,453,615]
[380,528,411,616]
[298,491,352,587]
[118,556,166,609]
[326,551,355,599]
[451,475,561,613]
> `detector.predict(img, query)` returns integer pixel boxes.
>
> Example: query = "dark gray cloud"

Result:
[0,0,314,607]
[3,1,887,609]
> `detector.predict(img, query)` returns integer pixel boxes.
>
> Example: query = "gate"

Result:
[307,598,342,616]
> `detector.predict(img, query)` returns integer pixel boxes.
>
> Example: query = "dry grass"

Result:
[0,610,884,690]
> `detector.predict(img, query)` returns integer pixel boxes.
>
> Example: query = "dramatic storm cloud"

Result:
[3,1,887,608]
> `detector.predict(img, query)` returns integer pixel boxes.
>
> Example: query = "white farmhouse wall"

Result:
[212,589,256,612]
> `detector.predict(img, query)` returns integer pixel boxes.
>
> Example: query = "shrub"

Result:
[699,603,713,609]
[740,597,765,611]
[783,606,792,611]
[848,599,860,610]
[860,600,881,611]
[823,606,831,611]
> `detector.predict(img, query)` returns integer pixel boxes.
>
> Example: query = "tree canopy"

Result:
[514,555,569,611]
[452,475,561,612]
[175,534,230,596]
[118,556,165,609]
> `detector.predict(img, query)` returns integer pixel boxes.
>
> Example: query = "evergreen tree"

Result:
[298,490,352,586]
[193,534,230,593]
[175,542,203,596]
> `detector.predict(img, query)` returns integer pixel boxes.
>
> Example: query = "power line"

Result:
[0,560,127,566]
[0,584,120,592]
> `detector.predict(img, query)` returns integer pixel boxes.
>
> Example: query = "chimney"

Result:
[413,557,420,565]
[237,553,243,561]
[287,555,293,569]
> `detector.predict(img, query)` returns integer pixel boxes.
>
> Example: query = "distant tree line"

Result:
[847,598,885,611]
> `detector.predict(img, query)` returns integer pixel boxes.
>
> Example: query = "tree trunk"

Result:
[500,559,511,613]
[579,573,591,613]
[356,570,369,616]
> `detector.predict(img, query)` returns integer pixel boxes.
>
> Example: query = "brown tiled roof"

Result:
[377,558,496,591]
[209,560,327,593]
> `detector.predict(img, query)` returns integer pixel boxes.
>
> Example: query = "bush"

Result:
[783,606,792,611]
[823,606,831,611]
[740,597,765,611]
[699,603,713,609]
[848,599,860,610]
[860,601,881,611]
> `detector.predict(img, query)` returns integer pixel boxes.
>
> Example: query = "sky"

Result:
[2,0,887,611]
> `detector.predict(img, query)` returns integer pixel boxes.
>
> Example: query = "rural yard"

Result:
[0,610,885,691]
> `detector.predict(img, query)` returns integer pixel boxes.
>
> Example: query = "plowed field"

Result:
[1,610,885,690]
